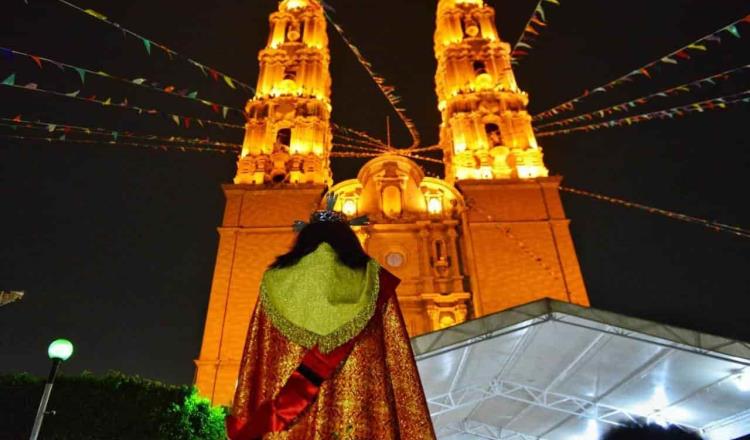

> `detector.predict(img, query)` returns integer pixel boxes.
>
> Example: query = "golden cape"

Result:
[231,266,436,439]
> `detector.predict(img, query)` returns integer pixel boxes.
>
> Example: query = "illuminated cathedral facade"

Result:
[195,0,589,405]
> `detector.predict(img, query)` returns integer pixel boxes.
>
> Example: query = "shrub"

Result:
[0,371,227,440]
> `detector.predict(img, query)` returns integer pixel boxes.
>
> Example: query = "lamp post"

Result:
[29,339,74,440]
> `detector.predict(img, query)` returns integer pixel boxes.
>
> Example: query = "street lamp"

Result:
[29,339,74,440]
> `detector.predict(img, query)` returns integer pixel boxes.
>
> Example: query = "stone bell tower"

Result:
[195,0,331,405]
[434,0,548,182]
[235,0,333,185]
[433,0,588,316]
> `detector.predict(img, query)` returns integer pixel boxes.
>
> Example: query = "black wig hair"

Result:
[269,221,370,269]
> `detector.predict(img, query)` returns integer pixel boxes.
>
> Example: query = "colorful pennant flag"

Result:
[30,56,43,68]
[561,186,750,239]
[74,67,86,84]
[56,0,254,94]
[326,12,421,148]
[534,13,750,121]
[535,90,750,138]
[511,0,561,64]
[223,75,236,89]
[2,73,15,86]
[0,46,245,120]
[533,64,750,131]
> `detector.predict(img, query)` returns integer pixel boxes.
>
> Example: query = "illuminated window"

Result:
[342,199,357,217]
[286,0,307,10]
[439,314,455,329]
[427,196,443,215]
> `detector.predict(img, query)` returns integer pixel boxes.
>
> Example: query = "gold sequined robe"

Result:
[231,263,436,439]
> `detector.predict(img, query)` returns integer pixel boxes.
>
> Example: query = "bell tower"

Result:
[235,0,333,185]
[195,0,331,405]
[434,0,548,182]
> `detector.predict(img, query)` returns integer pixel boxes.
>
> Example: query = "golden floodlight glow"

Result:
[286,0,308,10]
[342,199,357,217]
[479,166,493,179]
[427,196,443,215]
[517,165,544,179]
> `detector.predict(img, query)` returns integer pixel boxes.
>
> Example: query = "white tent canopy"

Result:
[412,299,750,440]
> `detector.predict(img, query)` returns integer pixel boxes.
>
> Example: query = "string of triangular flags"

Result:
[0,47,245,120]
[534,64,750,131]
[408,144,443,153]
[330,151,381,159]
[402,152,443,165]
[329,148,442,165]
[512,0,561,64]
[331,134,393,152]
[331,142,391,155]
[50,0,254,94]
[0,70,390,153]
[324,11,422,148]
[0,116,240,150]
[332,123,389,148]
[534,89,750,138]
[0,133,238,155]
[560,186,750,239]
[468,203,560,280]
[0,78,245,131]
[534,14,750,121]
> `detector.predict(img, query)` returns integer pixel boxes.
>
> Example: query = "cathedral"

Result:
[195,0,589,405]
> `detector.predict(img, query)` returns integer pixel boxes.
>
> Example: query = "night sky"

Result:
[1,0,748,385]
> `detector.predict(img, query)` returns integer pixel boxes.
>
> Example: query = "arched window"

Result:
[283,66,297,81]
[472,60,487,75]
[485,123,502,147]
[276,128,292,147]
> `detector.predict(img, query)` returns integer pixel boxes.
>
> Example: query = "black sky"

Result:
[1,0,748,385]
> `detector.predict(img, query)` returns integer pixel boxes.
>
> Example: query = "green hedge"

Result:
[0,371,227,440]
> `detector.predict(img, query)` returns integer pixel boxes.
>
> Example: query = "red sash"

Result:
[226,269,399,440]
